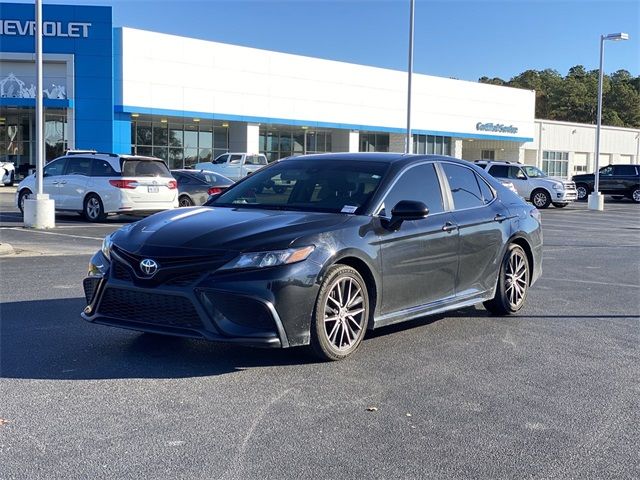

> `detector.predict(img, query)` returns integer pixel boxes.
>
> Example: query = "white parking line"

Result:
[1,227,103,241]
[542,277,640,289]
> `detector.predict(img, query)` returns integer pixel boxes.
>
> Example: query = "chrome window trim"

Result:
[372,160,447,218]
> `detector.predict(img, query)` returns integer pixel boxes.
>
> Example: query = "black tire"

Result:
[5,172,14,187]
[310,265,370,361]
[630,188,640,204]
[552,202,568,208]
[531,189,551,209]
[484,243,530,315]
[18,189,32,214]
[576,183,589,201]
[83,194,107,222]
[179,195,194,207]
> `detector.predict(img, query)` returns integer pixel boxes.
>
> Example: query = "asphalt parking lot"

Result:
[1,186,639,479]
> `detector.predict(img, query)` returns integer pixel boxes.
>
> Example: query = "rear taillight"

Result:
[168,180,177,190]
[208,187,224,195]
[109,179,138,189]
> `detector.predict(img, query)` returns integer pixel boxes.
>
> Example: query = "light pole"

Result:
[588,32,629,211]
[23,0,56,228]
[405,0,415,154]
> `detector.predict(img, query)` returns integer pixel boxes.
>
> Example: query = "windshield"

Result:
[523,166,547,178]
[212,159,389,213]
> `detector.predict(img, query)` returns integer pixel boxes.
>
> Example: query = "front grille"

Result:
[564,182,577,190]
[98,287,202,329]
[112,261,133,281]
[164,272,204,287]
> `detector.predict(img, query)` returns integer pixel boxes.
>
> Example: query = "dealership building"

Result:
[1,2,639,180]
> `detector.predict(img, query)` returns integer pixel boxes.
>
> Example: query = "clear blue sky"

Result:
[9,0,640,81]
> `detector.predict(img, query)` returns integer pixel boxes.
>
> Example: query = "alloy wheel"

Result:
[86,197,101,220]
[505,249,529,309]
[633,189,640,203]
[323,276,366,351]
[576,186,587,200]
[533,192,549,208]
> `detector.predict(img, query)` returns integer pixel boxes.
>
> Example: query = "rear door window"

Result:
[488,165,509,178]
[64,157,92,176]
[91,159,119,177]
[441,163,485,210]
[614,165,637,176]
[121,159,170,177]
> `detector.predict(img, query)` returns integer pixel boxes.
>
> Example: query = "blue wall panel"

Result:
[0,3,114,152]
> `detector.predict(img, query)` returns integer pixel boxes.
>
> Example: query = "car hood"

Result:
[113,206,350,256]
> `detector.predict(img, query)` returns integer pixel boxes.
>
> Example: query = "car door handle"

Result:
[494,214,507,222]
[442,221,458,233]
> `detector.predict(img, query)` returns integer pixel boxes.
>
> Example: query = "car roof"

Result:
[280,152,475,167]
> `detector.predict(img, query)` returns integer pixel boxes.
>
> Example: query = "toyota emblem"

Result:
[140,258,158,276]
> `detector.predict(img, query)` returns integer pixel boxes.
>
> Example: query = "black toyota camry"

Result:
[82,153,542,360]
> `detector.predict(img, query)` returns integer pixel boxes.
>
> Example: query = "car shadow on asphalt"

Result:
[0,297,315,381]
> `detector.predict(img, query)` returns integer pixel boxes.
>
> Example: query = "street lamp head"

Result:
[603,32,629,41]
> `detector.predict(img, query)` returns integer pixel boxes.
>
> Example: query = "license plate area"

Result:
[148,186,159,193]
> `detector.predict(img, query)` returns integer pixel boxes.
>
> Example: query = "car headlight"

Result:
[220,246,315,271]
[552,183,564,190]
[101,233,114,260]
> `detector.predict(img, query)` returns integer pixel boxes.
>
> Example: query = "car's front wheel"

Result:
[18,189,32,214]
[310,265,370,361]
[531,189,551,209]
[484,243,530,315]
[576,184,589,201]
[83,194,107,222]
[630,188,640,204]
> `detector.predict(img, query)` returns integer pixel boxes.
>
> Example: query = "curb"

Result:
[0,243,15,256]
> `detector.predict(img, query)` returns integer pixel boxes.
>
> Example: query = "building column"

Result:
[228,122,260,153]
[451,138,463,158]
[348,130,360,152]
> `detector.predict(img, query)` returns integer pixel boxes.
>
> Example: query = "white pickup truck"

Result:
[195,153,268,182]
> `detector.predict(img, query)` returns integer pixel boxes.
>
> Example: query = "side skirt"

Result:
[372,292,493,330]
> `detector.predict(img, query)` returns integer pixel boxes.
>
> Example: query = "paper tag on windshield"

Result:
[341,205,358,214]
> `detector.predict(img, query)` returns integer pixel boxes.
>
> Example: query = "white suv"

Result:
[16,152,178,222]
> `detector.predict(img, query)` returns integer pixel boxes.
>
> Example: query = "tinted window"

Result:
[510,167,526,179]
[381,163,444,216]
[229,155,243,164]
[213,154,229,164]
[65,157,91,176]
[477,176,495,204]
[600,166,614,176]
[614,165,637,176]
[442,163,484,210]
[122,159,170,177]
[488,165,509,178]
[245,155,266,165]
[214,160,388,214]
[43,158,66,177]
[92,159,118,177]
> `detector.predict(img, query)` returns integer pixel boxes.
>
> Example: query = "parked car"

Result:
[572,164,640,203]
[16,151,178,222]
[171,169,234,206]
[82,153,542,361]
[195,153,268,181]
[1,161,15,186]
[476,161,577,208]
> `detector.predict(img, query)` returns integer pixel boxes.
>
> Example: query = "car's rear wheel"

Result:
[18,189,32,214]
[484,243,530,315]
[531,189,551,209]
[310,265,369,361]
[552,202,568,208]
[576,184,589,201]
[179,195,194,207]
[631,188,640,203]
[83,194,107,222]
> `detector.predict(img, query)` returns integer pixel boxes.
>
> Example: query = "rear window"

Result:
[121,159,170,177]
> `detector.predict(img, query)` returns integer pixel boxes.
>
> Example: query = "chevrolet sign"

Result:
[0,20,92,38]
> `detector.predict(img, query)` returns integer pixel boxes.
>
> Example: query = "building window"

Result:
[259,127,332,162]
[481,150,495,161]
[131,117,228,169]
[542,151,569,178]
[413,135,451,155]
[360,132,389,152]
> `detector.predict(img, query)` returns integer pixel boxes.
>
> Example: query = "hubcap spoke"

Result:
[323,275,366,351]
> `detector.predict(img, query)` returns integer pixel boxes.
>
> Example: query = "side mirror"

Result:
[385,200,429,231]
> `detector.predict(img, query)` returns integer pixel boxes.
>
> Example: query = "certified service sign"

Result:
[476,122,519,134]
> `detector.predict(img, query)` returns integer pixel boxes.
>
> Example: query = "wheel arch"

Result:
[529,187,551,202]
[508,235,535,286]
[318,251,379,330]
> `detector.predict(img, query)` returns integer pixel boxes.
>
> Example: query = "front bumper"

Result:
[81,250,320,348]
[552,189,578,203]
